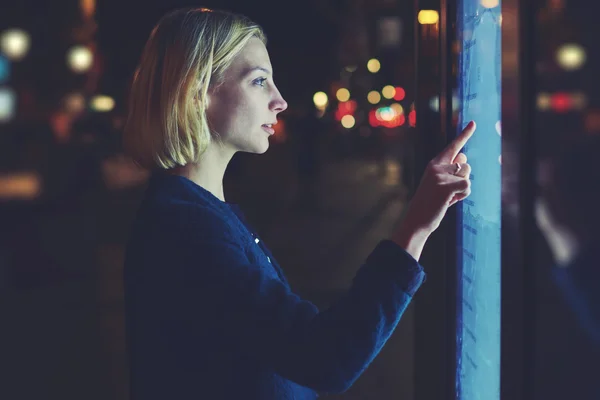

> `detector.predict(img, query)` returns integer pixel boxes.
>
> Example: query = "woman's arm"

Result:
[152,206,424,395]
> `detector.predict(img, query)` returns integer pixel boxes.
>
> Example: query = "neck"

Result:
[168,143,235,203]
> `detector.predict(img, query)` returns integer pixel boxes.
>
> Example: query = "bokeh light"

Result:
[313,91,328,109]
[67,45,94,73]
[418,10,439,25]
[382,85,396,99]
[367,58,381,73]
[90,95,115,112]
[368,91,381,104]
[556,44,586,71]
[336,88,351,102]
[0,29,31,61]
[341,115,355,129]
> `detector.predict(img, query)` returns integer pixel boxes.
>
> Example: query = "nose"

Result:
[270,87,288,113]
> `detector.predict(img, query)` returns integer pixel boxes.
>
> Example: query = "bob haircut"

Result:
[123,8,266,170]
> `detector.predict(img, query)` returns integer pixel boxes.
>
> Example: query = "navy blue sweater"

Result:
[124,173,426,399]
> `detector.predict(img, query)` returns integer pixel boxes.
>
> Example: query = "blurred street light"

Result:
[556,43,586,71]
[368,90,381,104]
[313,91,328,109]
[382,85,396,99]
[341,115,355,129]
[367,58,381,73]
[90,95,115,112]
[418,10,439,25]
[336,88,351,102]
[0,29,31,61]
[67,45,93,73]
[64,92,86,114]
[0,87,16,122]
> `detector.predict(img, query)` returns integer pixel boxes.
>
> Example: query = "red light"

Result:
[340,100,357,113]
[336,100,358,121]
[394,87,406,101]
[551,93,571,113]
[369,109,378,127]
[409,110,416,127]
[398,114,406,126]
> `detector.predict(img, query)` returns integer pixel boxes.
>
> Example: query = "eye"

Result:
[253,77,268,87]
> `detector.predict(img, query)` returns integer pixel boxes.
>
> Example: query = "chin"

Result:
[239,142,269,155]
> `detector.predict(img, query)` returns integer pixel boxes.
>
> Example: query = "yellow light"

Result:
[0,29,31,61]
[341,115,355,129]
[556,44,586,71]
[336,88,351,102]
[418,10,439,25]
[90,95,115,112]
[68,45,94,73]
[381,85,396,99]
[537,93,551,110]
[390,103,404,115]
[367,58,381,73]
[313,91,328,109]
[481,0,499,8]
[368,91,381,104]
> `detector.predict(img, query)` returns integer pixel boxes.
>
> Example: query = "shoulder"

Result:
[143,199,243,244]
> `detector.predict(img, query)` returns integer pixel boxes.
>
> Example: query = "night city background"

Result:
[1,0,599,399]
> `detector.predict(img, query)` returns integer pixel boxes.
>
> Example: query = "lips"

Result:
[262,122,277,135]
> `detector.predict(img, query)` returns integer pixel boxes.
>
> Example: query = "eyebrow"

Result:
[242,66,272,77]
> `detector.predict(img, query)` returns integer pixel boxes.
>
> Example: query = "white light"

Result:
[429,96,440,112]
[313,91,328,109]
[379,107,395,121]
[495,121,501,136]
[67,46,94,73]
[0,29,31,61]
[90,95,115,112]
[556,44,586,71]
[0,87,16,122]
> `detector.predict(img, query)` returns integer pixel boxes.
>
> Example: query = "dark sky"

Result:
[95,0,340,107]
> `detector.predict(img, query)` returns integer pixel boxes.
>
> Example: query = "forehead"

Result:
[228,37,271,75]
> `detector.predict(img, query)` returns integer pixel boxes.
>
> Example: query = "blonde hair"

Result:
[123,8,266,170]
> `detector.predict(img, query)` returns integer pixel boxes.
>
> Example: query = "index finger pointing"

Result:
[437,121,476,163]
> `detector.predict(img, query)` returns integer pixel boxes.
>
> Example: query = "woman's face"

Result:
[205,37,288,155]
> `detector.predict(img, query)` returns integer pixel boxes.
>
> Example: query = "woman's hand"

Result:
[392,121,476,260]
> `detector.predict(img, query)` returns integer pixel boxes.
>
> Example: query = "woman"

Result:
[123,8,475,399]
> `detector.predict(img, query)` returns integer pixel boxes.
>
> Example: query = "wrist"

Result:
[391,221,432,262]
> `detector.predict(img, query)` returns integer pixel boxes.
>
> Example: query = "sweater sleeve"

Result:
[155,205,426,394]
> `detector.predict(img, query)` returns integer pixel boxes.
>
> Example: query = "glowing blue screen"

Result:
[455,1,502,399]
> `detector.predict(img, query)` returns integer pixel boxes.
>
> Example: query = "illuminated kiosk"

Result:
[413,0,535,399]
